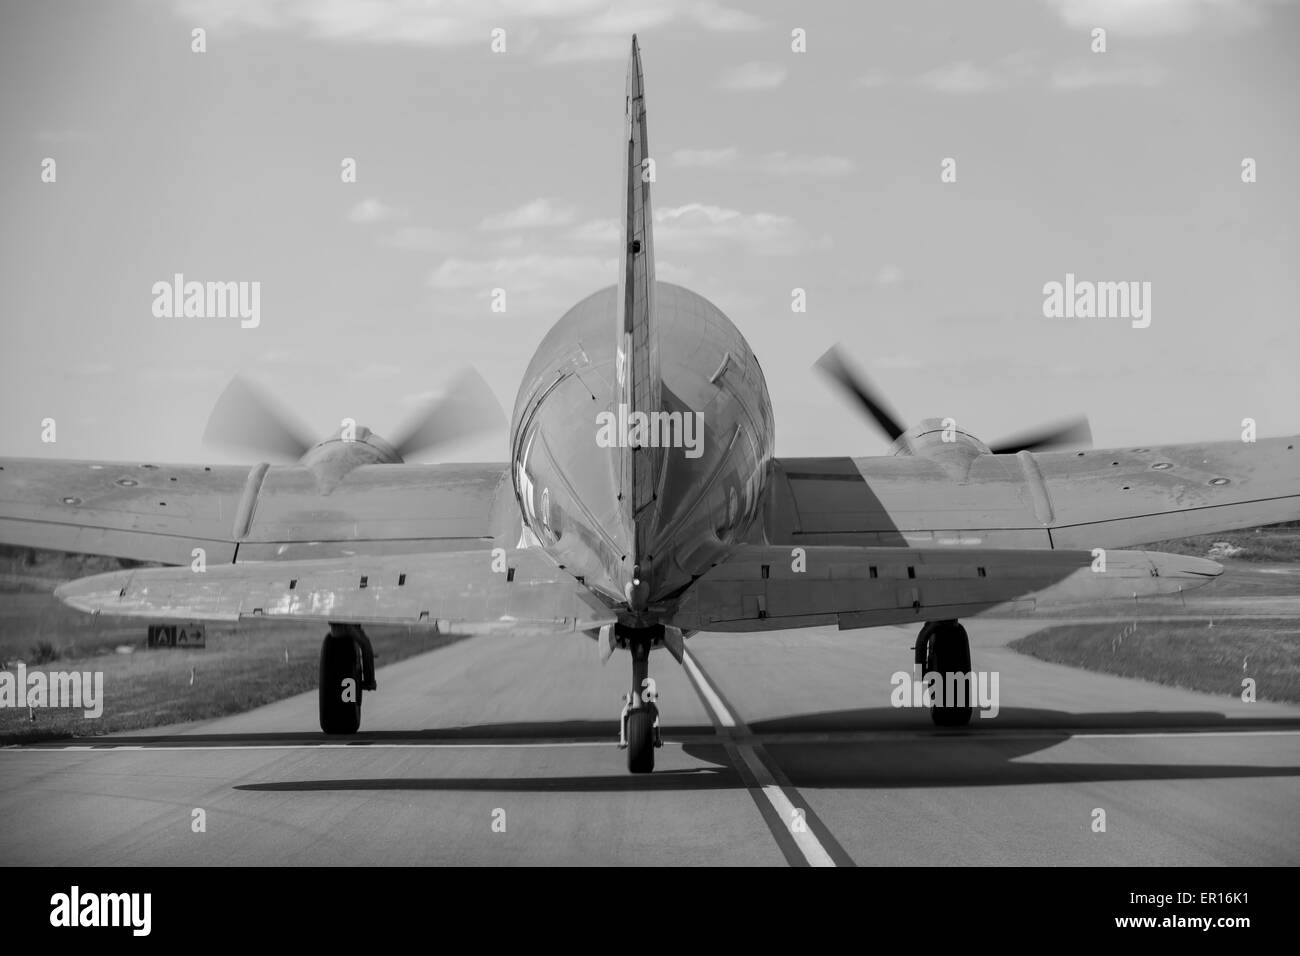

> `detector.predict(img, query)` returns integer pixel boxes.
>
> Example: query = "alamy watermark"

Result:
[151,273,260,328]
[0,664,103,718]
[596,403,704,459]
[1042,273,1151,329]
[890,669,1000,718]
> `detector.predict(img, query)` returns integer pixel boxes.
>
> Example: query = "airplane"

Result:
[1,36,1296,773]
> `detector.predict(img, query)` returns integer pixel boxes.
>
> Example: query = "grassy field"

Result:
[0,619,466,744]
[1011,619,1300,703]
[1140,521,1300,563]
[1006,522,1299,702]
[0,544,471,744]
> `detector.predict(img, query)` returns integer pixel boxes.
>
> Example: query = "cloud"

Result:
[173,0,762,55]
[718,61,787,91]
[689,1,763,31]
[673,147,741,168]
[873,264,904,287]
[379,227,462,253]
[1044,0,1269,36]
[567,203,826,256]
[542,35,629,63]
[855,72,890,89]
[347,198,407,224]
[173,0,594,48]
[915,49,1161,94]
[917,61,1001,94]
[1049,60,1167,90]
[478,198,578,231]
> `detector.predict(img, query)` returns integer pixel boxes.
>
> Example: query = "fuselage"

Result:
[509,282,774,621]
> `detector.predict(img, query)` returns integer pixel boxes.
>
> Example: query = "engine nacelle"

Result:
[890,417,991,463]
[300,426,402,490]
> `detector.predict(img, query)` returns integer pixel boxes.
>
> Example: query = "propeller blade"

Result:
[814,345,906,442]
[201,375,317,462]
[989,416,1092,455]
[389,367,507,460]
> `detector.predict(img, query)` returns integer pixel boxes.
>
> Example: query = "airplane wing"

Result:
[764,435,1299,550]
[0,457,509,565]
[670,543,1222,632]
[54,547,616,636]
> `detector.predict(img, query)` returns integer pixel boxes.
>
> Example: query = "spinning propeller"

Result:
[814,345,1091,454]
[202,368,506,463]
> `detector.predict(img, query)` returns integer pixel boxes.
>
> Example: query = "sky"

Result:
[1,0,1297,465]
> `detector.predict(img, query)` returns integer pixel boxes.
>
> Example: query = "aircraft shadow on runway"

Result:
[37,707,1295,794]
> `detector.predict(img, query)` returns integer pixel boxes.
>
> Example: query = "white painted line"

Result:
[734,745,835,868]
[682,649,835,868]
[682,650,735,727]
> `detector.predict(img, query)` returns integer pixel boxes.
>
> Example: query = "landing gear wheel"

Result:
[319,634,362,734]
[626,709,656,773]
[923,621,973,727]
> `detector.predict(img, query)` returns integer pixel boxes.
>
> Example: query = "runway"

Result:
[2,619,1298,866]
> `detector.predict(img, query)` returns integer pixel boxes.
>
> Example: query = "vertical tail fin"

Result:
[616,35,661,608]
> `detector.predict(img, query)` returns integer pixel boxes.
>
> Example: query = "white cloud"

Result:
[855,72,890,89]
[873,264,904,287]
[172,0,761,55]
[567,203,824,256]
[379,227,461,253]
[673,147,741,168]
[689,1,763,31]
[917,61,1001,94]
[347,198,407,224]
[173,0,598,48]
[1050,60,1167,90]
[718,61,787,92]
[1044,0,1269,36]
[565,219,620,244]
[543,35,629,63]
[657,203,821,255]
[478,198,578,231]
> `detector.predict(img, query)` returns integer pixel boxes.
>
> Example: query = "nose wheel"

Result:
[616,626,664,773]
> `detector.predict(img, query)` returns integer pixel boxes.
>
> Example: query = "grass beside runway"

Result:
[0,614,467,744]
[1010,619,1300,703]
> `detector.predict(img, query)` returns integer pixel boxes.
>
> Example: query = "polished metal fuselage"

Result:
[509,282,774,621]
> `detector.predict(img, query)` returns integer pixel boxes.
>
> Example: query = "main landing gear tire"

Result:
[922,621,973,728]
[626,709,657,774]
[319,633,363,734]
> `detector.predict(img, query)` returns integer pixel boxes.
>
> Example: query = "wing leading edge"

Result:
[0,457,509,565]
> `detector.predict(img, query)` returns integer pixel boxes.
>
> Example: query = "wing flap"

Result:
[670,544,1221,632]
